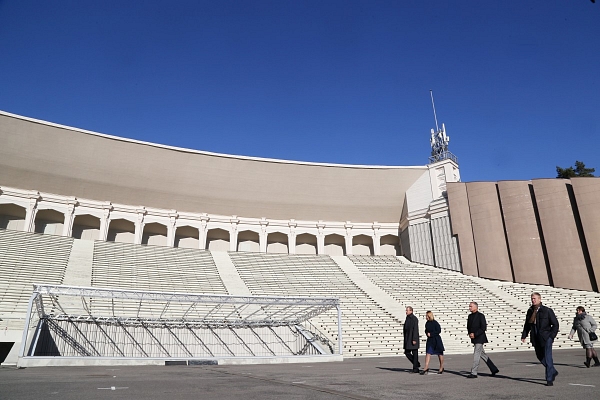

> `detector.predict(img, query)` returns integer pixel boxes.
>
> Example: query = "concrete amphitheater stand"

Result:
[2,110,600,366]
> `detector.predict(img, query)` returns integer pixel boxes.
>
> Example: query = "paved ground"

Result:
[1,349,598,399]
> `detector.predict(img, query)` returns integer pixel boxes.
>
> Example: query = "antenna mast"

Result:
[430,90,439,132]
[428,91,457,164]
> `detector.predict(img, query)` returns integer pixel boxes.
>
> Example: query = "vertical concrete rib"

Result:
[570,178,600,291]
[497,181,549,285]
[465,182,513,282]
[446,182,478,276]
[531,179,592,291]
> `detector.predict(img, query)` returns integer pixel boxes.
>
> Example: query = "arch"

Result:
[267,231,288,254]
[175,225,199,249]
[34,209,64,235]
[237,230,260,252]
[72,214,100,241]
[207,228,230,251]
[107,219,135,243]
[142,222,168,246]
[324,234,345,256]
[380,234,400,256]
[352,234,373,255]
[296,233,317,255]
[0,203,26,231]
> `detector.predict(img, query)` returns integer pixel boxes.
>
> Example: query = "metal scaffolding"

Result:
[19,284,341,362]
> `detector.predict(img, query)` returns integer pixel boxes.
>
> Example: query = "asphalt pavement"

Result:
[1,348,598,399]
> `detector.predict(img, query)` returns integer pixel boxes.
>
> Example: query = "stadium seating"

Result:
[2,228,600,361]
[0,229,73,328]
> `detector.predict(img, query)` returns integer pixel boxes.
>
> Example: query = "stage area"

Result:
[1,348,598,399]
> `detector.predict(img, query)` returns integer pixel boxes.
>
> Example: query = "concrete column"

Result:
[288,219,297,255]
[571,178,600,290]
[497,181,549,285]
[532,179,592,291]
[465,182,513,282]
[446,182,478,276]
[198,214,209,250]
[316,221,325,254]
[372,223,381,256]
[259,218,268,253]
[98,203,112,241]
[61,200,77,238]
[167,211,178,247]
[344,222,353,256]
[23,193,40,233]
[134,208,146,245]
[229,216,239,252]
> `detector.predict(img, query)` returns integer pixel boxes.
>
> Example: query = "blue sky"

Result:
[0,1,598,182]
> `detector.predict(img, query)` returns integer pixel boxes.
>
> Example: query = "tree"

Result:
[556,161,595,178]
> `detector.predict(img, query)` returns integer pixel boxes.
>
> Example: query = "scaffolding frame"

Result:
[19,284,342,363]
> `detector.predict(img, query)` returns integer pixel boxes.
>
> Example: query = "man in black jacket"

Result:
[466,302,499,378]
[521,292,559,386]
[403,306,420,373]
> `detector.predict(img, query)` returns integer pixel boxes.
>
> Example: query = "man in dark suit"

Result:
[403,306,420,373]
[521,292,559,386]
[466,302,499,378]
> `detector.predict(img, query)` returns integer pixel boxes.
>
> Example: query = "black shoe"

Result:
[466,374,478,378]
[593,363,600,367]
[584,360,591,368]
[419,369,429,375]
[546,381,553,386]
[491,370,499,377]
[553,370,559,379]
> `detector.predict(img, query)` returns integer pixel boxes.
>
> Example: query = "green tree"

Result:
[556,161,595,178]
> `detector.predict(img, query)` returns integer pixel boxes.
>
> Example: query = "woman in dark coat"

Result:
[420,311,445,375]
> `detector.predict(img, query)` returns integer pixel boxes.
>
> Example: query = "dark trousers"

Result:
[534,338,557,382]
[404,349,419,371]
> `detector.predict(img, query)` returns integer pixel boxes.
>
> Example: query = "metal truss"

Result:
[31,284,339,327]
[20,284,343,359]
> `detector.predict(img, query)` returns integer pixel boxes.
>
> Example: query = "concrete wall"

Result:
[447,178,599,292]
[571,178,600,290]
[465,182,513,282]
[497,181,548,285]
[446,182,478,276]
[532,179,592,291]
[0,111,426,223]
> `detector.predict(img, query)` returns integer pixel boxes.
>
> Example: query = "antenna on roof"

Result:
[430,90,440,133]
[428,91,458,164]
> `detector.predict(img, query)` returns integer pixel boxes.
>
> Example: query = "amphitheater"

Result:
[1,110,599,367]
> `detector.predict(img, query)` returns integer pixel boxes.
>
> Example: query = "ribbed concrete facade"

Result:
[571,178,600,290]
[447,178,599,292]
[497,181,548,285]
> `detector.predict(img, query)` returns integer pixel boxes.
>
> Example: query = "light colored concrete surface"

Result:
[17,355,342,368]
[62,239,94,287]
[211,251,252,296]
[331,256,404,322]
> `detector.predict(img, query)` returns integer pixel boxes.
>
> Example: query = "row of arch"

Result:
[0,203,400,256]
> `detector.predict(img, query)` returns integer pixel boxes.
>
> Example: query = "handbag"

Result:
[589,331,598,342]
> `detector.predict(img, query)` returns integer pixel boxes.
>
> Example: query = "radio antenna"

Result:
[430,90,440,133]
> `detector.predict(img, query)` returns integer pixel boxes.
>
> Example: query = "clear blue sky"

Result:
[0,1,598,182]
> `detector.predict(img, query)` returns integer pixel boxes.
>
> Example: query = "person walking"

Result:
[521,292,559,386]
[420,311,444,375]
[403,306,420,373]
[466,302,499,378]
[568,306,599,367]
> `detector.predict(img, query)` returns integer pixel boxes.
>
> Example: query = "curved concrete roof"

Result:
[0,111,427,222]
